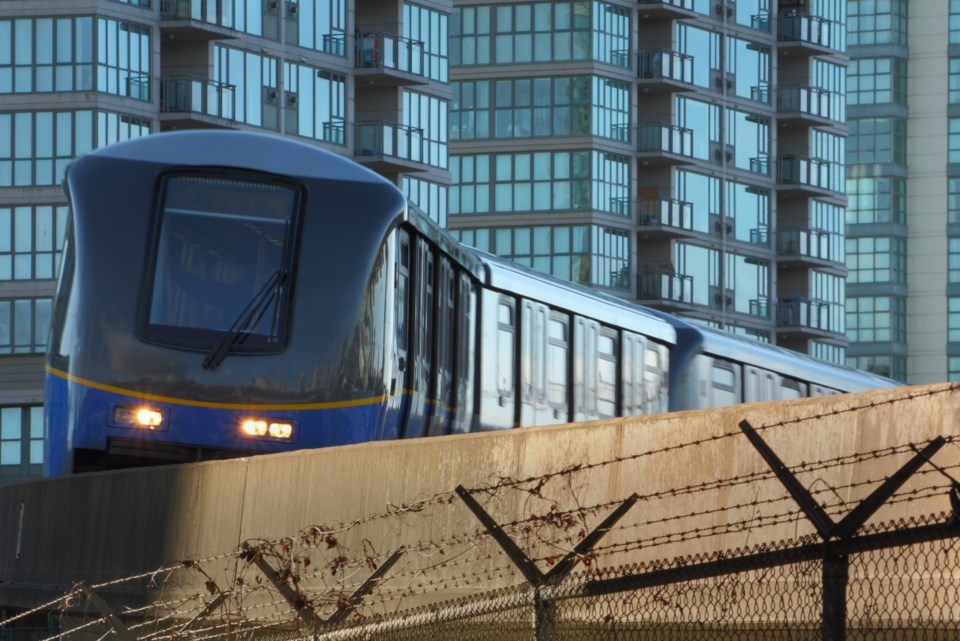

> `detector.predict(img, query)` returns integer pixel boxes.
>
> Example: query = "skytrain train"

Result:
[44,131,898,475]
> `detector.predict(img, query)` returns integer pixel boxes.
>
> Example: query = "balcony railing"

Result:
[160,0,211,21]
[356,33,425,76]
[777,297,835,332]
[777,156,841,193]
[125,73,151,101]
[322,119,345,145]
[638,123,694,157]
[638,0,698,11]
[322,32,346,57]
[777,228,836,262]
[749,297,770,319]
[160,76,236,120]
[638,197,693,229]
[638,269,694,304]
[356,121,424,162]
[778,12,843,50]
[639,50,694,85]
[778,86,842,122]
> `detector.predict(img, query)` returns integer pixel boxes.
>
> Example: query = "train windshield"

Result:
[142,175,300,353]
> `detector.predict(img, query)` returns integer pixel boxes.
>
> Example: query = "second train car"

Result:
[44,131,897,475]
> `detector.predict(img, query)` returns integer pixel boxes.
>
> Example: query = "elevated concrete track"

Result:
[1,383,958,615]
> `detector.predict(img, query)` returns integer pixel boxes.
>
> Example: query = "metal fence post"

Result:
[822,553,848,641]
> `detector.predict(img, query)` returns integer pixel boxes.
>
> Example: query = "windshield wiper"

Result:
[202,268,288,370]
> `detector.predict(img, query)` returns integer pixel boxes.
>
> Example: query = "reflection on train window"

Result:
[497,300,515,396]
[144,175,299,349]
[711,360,740,407]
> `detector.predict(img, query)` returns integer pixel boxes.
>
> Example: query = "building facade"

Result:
[843,0,955,385]
[0,0,452,484]
[446,0,850,361]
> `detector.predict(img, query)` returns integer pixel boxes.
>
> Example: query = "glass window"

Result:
[0,406,43,477]
[403,177,448,228]
[846,236,906,284]
[452,224,626,289]
[848,0,908,46]
[456,149,627,216]
[726,36,769,104]
[403,90,448,169]
[0,205,69,280]
[0,110,148,188]
[951,178,960,225]
[282,62,345,144]
[951,59,960,105]
[951,119,960,165]
[846,296,905,343]
[848,355,905,382]
[847,118,906,165]
[143,176,300,353]
[950,356,960,383]
[846,176,905,224]
[847,58,907,106]
[950,297,960,342]
[0,17,144,97]
[0,298,50,354]
[952,0,960,45]
[404,4,449,82]
[452,1,621,66]
[214,45,279,130]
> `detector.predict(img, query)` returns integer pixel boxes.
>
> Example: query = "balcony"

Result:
[637,269,695,309]
[777,13,843,55]
[777,86,842,126]
[777,156,843,197]
[777,228,840,267]
[637,197,698,239]
[777,297,841,339]
[637,0,701,20]
[159,0,240,40]
[354,121,429,173]
[159,76,238,129]
[355,33,430,87]
[637,123,695,166]
[638,50,695,94]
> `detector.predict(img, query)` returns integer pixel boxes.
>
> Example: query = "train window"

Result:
[497,300,515,397]
[644,343,668,414]
[711,360,740,408]
[780,377,806,400]
[597,328,617,418]
[547,315,568,412]
[141,174,301,357]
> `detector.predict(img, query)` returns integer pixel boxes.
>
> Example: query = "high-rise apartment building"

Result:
[447,0,849,361]
[844,0,953,385]
[0,0,452,484]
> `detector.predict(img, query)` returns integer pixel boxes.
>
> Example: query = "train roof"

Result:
[649,310,900,391]
[69,130,397,187]
[471,250,677,345]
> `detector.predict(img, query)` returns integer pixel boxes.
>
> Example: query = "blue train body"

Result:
[44,131,899,475]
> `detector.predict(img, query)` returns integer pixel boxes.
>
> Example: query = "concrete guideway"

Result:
[0,383,958,618]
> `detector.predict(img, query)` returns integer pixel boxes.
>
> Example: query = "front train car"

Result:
[45,131,407,474]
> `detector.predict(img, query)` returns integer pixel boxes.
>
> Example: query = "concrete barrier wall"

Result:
[1,383,958,611]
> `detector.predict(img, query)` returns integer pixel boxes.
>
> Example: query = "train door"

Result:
[546,311,571,423]
[709,358,741,408]
[520,300,549,426]
[477,292,517,430]
[622,332,646,417]
[573,317,599,422]
[744,366,778,402]
[428,258,456,436]
[386,230,412,440]
[453,273,477,433]
[401,237,435,438]
[597,327,618,419]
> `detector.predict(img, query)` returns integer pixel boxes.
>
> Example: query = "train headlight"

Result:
[240,418,295,441]
[112,405,165,429]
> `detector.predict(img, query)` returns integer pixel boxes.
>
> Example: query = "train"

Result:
[44,131,898,475]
